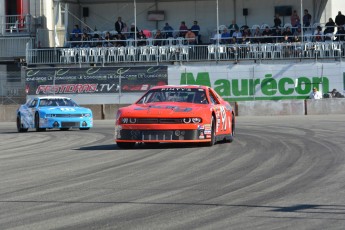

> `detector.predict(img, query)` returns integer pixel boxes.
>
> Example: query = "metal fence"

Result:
[26,41,344,66]
[0,76,26,105]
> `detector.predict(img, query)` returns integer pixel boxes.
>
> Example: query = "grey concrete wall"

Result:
[237,100,306,116]
[306,99,345,115]
[1,99,345,122]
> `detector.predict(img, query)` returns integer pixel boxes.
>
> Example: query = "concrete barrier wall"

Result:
[306,99,345,115]
[237,100,305,116]
[1,99,344,122]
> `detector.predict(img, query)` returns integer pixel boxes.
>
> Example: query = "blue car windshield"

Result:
[39,98,79,107]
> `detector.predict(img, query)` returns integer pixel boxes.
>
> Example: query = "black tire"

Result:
[117,142,136,149]
[60,128,70,131]
[79,128,90,130]
[35,113,46,132]
[16,114,28,133]
[206,116,216,146]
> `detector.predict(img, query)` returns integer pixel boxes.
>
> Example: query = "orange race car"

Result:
[115,85,235,148]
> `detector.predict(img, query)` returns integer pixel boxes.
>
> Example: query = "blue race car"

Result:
[16,96,93,132]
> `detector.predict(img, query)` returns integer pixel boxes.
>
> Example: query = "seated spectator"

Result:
[212,30,222,44]
[185,29,196,44]
[80,32,90,47]
[179,21,188,37]
[242,27,251,38]
[334,26,345,41]
[70,32,81,47]
[252,27,262,43]
[261,26,272,43]
[272,26,282,43]
[103,31,114,47]
[221,28,231,44]
[232,28,242,43]
[115,33,126,46]
[162,22,174,38]
[282,27,293,42]
[153,29,164,46]
[137,30,147,46]
[191,20,201,43]
[293,26,302,42]
[314,26,323,42]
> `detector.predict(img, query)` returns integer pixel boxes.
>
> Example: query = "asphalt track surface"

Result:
[1,115,345,230]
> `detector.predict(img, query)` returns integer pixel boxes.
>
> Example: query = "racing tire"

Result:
[35,113,46,132]
[117,142,136,149]
[206,116,216,146]
[60,128,70,131]
[16,114,28,133]
[79,128,90,130]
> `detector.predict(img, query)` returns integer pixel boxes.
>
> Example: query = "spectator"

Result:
[228,20,239,37]
[274,14,282,28]
[314,26,323,42]
[179,21,188,37]
[115,17,125,34]
[191,20,201,43]
[136,30,146,46]
[103,31,113,47]
[162,22,174,38]
[252,26,261,43]
[309,87,322,99]
[232,28,242,43]
[324,18,336,34]
[185,29,196,44]
[272,26,282,43]
[70,32,81,47]
[293,26,302,42]
[335,11,345,26]
[334,26,345,41]
[153,29,164,46]
[221,28,231,44]
[115,33,126,47]
[303,9,312,29]
[129,23,139,39]
[80,32,90,47]
[328,89,344,98]
[212,30,222,44]
[261,26,272,43]
[291,10,300,27]
[71,24,81,35]
[282,27,293,42]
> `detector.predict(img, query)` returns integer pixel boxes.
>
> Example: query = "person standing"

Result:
[291,10,300,27]
[191,20,201,43]
[303,9,312,29]
[228,20,239,37]
[335,11,345,27]
[274,14,282,28]
[179,21,188,37]
[115,17,125,34]
[309,87,322,99]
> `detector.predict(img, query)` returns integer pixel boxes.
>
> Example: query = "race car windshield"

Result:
[39,98,79,107]
[137,88,208,104]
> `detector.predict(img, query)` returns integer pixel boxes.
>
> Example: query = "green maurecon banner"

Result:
[25,66,168,95]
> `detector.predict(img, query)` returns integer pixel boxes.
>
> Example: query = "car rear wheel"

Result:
[16,114,28,133]
[227,114,235,143]
[117,142,136,149]
[35,113,46,132]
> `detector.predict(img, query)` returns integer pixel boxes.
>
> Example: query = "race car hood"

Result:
[39,106,91,114]
[121,102,208,117]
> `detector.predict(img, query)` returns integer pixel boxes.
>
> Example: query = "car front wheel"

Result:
[35,113,46,132]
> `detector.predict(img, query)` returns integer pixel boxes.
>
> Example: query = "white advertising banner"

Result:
[168,63,345,101]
